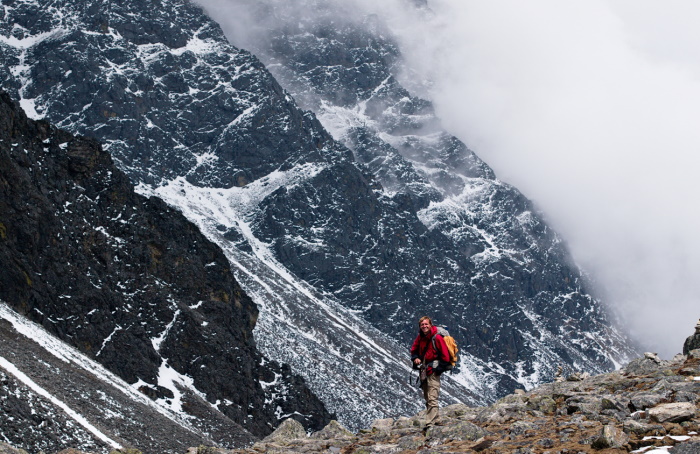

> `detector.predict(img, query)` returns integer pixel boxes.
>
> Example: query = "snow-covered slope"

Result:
[0,301,226,453]
[0,0,638,432]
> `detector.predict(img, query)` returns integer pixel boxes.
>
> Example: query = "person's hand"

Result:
[413,358,422,366]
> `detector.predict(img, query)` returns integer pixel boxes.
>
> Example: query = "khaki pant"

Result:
[421,373,441,427]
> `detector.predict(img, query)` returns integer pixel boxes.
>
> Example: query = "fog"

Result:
[199,0,700,358]
[388,0,700,358]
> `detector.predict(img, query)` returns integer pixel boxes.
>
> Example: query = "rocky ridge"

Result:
[217,349,700,454]
[4,345,699,454]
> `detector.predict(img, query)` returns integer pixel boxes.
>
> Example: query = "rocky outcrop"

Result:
[197,349,700,453]
[0,89,331,448]
[683,319,700,355]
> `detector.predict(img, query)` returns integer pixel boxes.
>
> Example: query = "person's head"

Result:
[418,316,432,334]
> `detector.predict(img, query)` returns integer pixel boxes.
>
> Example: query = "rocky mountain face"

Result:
[0,90,330,448]
[187,0,638,395]
[1,0,637,431]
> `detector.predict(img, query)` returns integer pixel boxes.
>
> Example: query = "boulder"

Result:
[509,420,538,436]
[670,441,700,453]
[648,403,697,424]
[526,395,557,414]
[310,420,355,440]
[370,418,394,433]
[625,354,666,375]
[425,420,488,443]
[630,392,668,410]
[682,321,700,355]
[262,418,307,443]
[591,424,629,450]
[623,419,665,436]
[565,395,602,415]
[441,403,474,419]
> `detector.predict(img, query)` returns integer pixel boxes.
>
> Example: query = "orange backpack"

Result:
[433,326,459,370]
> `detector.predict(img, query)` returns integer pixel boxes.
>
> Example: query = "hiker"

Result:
[410,315,450,430]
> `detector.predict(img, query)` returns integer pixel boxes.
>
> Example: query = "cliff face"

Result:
[1,0,637,430]
[0,91,331,445]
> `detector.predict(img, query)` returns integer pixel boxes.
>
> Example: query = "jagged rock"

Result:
[441,403,475,419]
[648,403,697,423]
[310,420,355,440]
[625,355,667,375]
[0,90,331,449]
[425,420,488,443]
[623,419,666,435]
[566,395,603,415]
[646,352,663,363]
[0,442,28,454]
[689,349,700,359]
[261,418,307,444]
[591,423,629,449]
[683,320,700,355]
[631,392,669,410]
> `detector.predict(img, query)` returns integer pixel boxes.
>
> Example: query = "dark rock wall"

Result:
[0,91,331,439]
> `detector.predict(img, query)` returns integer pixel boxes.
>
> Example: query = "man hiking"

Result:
[410,315,450,432]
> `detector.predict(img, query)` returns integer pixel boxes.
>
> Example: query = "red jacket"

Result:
[410,326,450,375]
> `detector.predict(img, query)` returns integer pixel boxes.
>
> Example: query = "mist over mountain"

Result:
[237,0,700,358]
[0,0,639,435]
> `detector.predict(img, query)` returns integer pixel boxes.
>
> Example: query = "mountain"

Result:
[0,90,330,450]
[0,0,637,432]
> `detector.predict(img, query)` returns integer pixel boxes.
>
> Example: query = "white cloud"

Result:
[392,0,700,357]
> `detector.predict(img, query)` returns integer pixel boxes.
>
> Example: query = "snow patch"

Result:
[0,355,122,449]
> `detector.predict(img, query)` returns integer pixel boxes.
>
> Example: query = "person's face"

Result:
[420,319,432,334]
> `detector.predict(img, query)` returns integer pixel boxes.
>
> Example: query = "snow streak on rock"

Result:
[138,167,502,429]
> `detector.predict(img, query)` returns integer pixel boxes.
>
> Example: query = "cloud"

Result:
[391,0,700,357]
[199,0,700,358]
